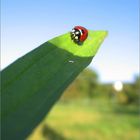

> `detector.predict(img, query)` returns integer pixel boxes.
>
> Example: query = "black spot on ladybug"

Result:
[81,29,85,34]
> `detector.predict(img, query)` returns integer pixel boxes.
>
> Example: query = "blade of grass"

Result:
[1,30,107,140]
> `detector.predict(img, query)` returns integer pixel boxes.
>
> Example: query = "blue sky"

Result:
[1,0,139,83]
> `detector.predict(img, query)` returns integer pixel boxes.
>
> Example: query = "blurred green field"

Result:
[28,98,139,140]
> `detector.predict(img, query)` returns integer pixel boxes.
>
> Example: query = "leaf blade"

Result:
[1,30,107,140]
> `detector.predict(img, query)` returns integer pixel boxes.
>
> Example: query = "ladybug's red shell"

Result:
[74,26,88,42]
[70,26,88,44]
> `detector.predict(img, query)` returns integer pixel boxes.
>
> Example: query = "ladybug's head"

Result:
[70,26,88,44]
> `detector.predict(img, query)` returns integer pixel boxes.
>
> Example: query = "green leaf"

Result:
[1,30,107,140]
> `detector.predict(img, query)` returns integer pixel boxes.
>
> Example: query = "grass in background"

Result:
[28,98,139,140]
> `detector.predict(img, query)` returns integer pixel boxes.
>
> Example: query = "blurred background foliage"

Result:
[28,68,140,140]
[61,68,140,105]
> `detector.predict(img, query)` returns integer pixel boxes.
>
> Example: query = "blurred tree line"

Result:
[61,68,140,105]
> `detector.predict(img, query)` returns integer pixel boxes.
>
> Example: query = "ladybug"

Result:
[70,26,88,44]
